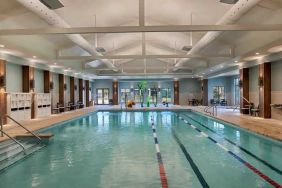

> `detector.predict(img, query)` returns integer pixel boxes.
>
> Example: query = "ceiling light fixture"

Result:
[0,44,5,48]
[255,52,260,55]
[33,56,37,59]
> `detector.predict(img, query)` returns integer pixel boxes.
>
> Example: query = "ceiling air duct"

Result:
[39,0,64,10]
[220,0,239,4]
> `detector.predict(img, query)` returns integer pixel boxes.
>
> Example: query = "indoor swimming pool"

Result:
[0,110,281,188]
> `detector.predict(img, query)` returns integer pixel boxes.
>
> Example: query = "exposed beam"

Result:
[57,54,231,60]
[139,0,145,26]
[1,25,282,35]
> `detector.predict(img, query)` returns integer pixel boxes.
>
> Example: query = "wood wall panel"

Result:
[259,63,271,118]
[0,60,7,124]
[240,68,249,114]
[78,78,83,103]
[59,74,65,105]
[70,77,75,103]
[85,80,90,107]
[112,81,118,105]
[44,70,52,93]
[173,81,179,105]
[22,66,34,93]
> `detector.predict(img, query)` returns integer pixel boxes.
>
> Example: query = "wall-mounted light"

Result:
[0,75,5,88]
[258,77,264,87]
[64,83,67,90]
[83,87,85,90]
[30,79,35,89]
[74,85,77,90]
[89,87,92,91]
[50,82,54,90]
[239,80,243,88]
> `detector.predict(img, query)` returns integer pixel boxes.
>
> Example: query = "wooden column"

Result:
[22,66,35,118]
[240,68,249,114]
[0,60,7,124]
[22,66,34,93]
[44,70,52,93]
[112,81,118,105]
[85,80,90,107]
[78,78,83,103]
[259,63,271,118]
[58,74,65,106]
[173,80,179,105]
[202,79,208,106]
[70,77,75,103]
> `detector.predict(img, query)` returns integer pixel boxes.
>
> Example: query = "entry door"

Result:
[97,88,109,105]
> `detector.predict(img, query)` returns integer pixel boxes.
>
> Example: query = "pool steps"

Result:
[0,137,48,172]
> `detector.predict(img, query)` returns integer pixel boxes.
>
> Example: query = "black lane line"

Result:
[180,113,282,176]
[172,129,210,188]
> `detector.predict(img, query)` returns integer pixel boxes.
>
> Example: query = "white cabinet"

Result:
[7,93,32,123]
[34,93,51,118]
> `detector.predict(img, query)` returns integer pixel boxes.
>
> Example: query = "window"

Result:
[120,88,131,103]
[161,88,172,103]
[213,86,225,101]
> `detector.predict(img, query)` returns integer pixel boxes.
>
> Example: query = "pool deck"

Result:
[0,105,282,142]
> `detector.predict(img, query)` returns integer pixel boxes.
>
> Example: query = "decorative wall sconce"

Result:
[258,77,264,87]
[30,79,35,89]
[64,83,67,90]
[50,82,54,90]
[89,87,92,91]
[83,87,85,90]
[74,85,77,90]
[239,80,243,88]
[0,75,5,88]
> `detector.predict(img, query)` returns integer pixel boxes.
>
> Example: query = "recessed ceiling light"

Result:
[255,52,260,55]
[234,60,238,63]
[202,73,205,75]
[54,62,57,65]
[0,44,5,48]
[210,69,213,72]
[33,56,37,58]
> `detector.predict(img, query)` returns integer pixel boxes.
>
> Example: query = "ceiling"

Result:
[0,0,282,80]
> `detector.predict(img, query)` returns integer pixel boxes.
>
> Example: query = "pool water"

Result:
[0,111,281,188]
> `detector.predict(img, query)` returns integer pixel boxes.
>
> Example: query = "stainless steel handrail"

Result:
[204,105,217,116]
[0,114,41,142]
[0,129,26,153]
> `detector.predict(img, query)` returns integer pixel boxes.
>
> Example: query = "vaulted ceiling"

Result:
[0,0,282,80]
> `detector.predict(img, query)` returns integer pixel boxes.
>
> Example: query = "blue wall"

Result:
[208,75,238,105]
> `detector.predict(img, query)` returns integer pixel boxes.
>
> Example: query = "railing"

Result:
[0,114,41,142]
[204,105,217,116]
[0,129,26,153]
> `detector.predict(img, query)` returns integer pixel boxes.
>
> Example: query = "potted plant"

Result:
[137,81,147,107]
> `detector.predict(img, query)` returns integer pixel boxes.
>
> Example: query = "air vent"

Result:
[39,0,64,10]
[182,46,192,52]
[96,47,106,53]
[219,0,239,4]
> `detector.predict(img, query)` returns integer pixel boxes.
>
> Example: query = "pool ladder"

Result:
[0,113,42,153]
[204,105,217,116]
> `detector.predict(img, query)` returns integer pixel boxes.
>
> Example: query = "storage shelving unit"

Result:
[34,93,51,118]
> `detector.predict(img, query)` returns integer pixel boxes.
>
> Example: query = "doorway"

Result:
[97,88,109,105]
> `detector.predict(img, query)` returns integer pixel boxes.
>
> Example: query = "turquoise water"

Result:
[0,111,281,188]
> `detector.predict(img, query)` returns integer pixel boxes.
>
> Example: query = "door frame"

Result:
[96,88,110,105]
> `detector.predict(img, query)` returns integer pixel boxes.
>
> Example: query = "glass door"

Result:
[97,88,110,105]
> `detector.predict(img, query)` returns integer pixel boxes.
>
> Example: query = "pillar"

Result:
[202,79,208,106]
[240,68,249,114]
[112,81,118,105]
[78,78,83,103]
[0,60,7,124]
[259,63,271,118]
[22,66,35,118]
[44,70,52,93]
[85,80,90,107]
[58,74,65,106]
[70,77,75,103]
[173,80,179,105]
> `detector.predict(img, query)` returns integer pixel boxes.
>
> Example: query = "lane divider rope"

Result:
[176,114,282,188]
[150,116,169,188]
[172,129,210,188]
[180,113,282,176]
